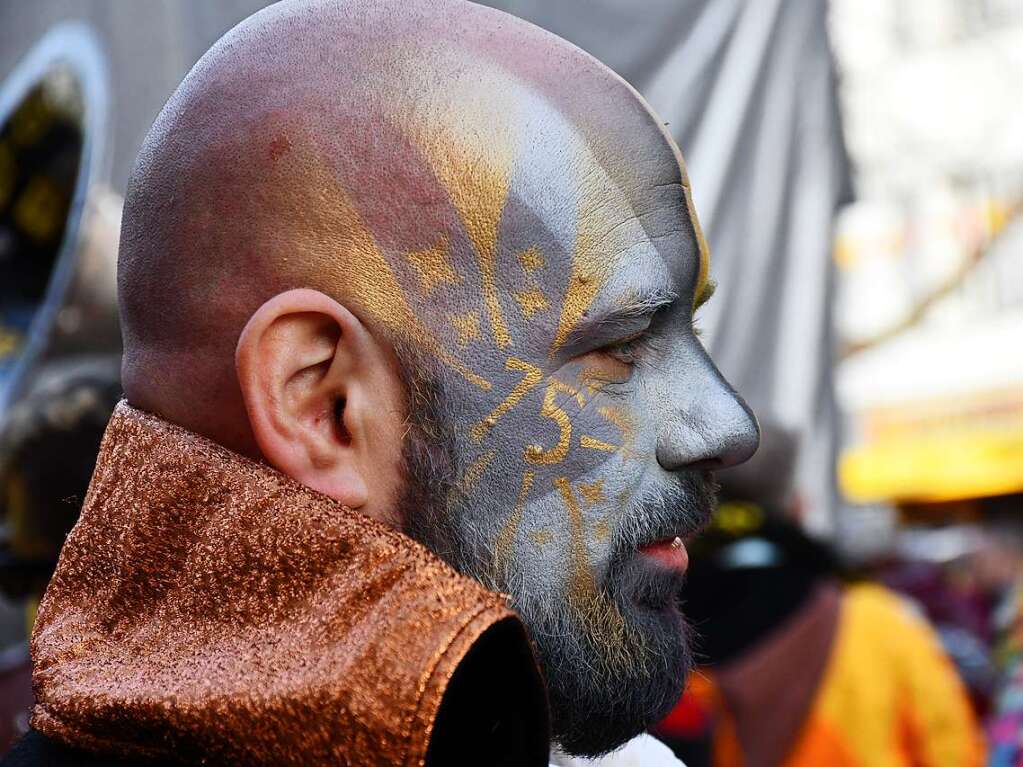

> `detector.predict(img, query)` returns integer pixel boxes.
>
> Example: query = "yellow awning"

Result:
[840,389,1023,503]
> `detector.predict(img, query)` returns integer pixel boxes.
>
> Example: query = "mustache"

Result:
[610,471,719,556]
[599,472,717,612]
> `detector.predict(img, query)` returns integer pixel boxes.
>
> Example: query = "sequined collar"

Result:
[31,402,547,765]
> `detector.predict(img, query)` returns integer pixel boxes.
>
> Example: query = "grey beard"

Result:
[395,353,702,757]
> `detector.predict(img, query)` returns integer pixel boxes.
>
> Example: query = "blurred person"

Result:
[877,531,1001,715]
[655,424,984,767]
[0,358,121,755]
[972,500,1023,767]
[878,510,1023,739]
[3,1,759,766]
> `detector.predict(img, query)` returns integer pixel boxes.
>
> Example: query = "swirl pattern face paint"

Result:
[125,0,759,756]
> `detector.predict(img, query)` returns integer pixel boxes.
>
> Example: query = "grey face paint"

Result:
[371,80,758,755]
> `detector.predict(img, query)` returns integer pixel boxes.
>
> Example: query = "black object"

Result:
[3,731,178,767]
[0,356,121,599]
[683,507,840,666]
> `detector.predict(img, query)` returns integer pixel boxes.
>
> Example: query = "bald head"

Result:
[118,0,757,755]
[119,0,706,450]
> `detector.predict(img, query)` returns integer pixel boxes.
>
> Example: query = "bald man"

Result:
[5,1,758,766]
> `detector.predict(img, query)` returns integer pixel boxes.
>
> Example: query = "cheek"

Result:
[458,359,640,484]
[449,359,656,581]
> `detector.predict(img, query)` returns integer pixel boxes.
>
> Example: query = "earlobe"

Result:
[235,289,372,508]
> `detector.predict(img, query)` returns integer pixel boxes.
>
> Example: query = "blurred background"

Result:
[0,1,1020,764]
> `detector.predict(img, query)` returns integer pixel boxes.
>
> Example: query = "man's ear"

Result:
[236,289,406,522]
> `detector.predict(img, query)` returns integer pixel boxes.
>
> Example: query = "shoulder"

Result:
[838,583,953,672]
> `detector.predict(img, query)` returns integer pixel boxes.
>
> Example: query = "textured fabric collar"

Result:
[31,401,546,766]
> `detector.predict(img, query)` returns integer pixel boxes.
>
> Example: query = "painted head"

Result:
[118,0,759,756]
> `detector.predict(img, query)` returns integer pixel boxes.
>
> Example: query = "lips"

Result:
[628,474,717,577]
[638,536,689,574]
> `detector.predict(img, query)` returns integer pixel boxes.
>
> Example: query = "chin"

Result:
[535,552,693,758]
[546,613,691,757]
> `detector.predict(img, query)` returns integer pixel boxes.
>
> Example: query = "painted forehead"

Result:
[317,49,709,371]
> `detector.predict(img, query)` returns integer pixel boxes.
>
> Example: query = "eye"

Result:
[576,330,652,385]
[604,330,649,364]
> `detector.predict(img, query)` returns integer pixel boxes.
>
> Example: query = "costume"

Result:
[15,402,549,766]
[670,584,985,767]
[987,583,1023,767]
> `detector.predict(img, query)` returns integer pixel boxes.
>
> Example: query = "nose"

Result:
[656,371,760,473]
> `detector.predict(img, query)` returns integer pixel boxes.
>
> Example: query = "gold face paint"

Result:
[268,131,495,393]
[678,159,712,311]
[405,236,461,294]
[529,528,553,547]
[493,469,535,579]
[448,311,482,347]
[517,246,545,273]
[578,479,605,505]
[549,199,607,357]
[554,476,597,607]
[409,75,519,350]
[596,406,635,455]
[448,449,496,503]
[512,287,550,319]
[579,367,616,396]
[470,357,543,443]
[524,380,584,466]
[579,435,622,454]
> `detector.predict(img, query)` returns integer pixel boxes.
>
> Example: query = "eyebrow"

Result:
[585,287,678,335]
[612,287,678,318]
[554,285,676,358]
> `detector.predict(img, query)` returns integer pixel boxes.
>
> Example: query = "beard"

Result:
[395,353,714,756]
[520,475,712,756]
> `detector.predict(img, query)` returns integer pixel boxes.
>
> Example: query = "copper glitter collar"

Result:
[30,402,548,765]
